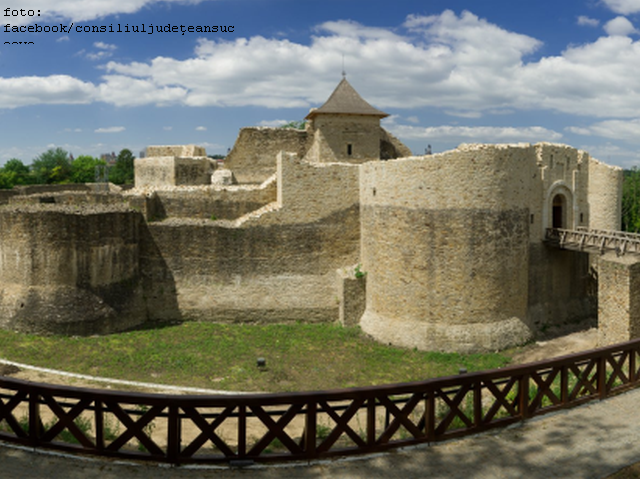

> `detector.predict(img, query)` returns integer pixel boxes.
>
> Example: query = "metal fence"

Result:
[1,338,639,464]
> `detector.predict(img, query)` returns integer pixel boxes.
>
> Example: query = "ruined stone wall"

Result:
[136,152,362,323]
[597,253,640,345]
[359,145,535,353]
[146,145,206,157]
[379,127,413,159]
[589,157,623,231]
[0,205,146,335]
[135,181,277,221]
[135,157,215,188]
[224,127,309,184]
[9,191,125,207]
[14,184,93,195]
[0,190,18,204]
[248,152,360,226]
[141,205,360,323]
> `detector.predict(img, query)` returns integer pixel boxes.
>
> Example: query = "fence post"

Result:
[473,381,482,427]
[425,389,436,441]
[303,401,317,460]
[598,355,607,399]
[238,405,246,458]
[519,375,529,419]
[28,389,41,447]
[95,400,104,452]
[561,365,568,404]
[167,404,181,464]
[367,397,376,445]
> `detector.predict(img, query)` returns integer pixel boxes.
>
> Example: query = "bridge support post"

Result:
[598,253,640,346]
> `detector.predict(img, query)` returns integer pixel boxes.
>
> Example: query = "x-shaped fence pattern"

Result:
[0,340,639,464]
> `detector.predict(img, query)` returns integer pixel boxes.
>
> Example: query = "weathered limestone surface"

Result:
[126,179,276,221]
[337,266,366,327]
[224,127,310,184]
[0,205,146,335]
[135,156,216,188]
[589,158,623,231]
[141,206,360,323]
[306,116,381,163]
[597,253,640,346]
[146,145,206,157]
[359,146,534,353]
[527,244,594,333]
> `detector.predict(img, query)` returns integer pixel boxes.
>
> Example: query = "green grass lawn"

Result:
[0,322,511,392]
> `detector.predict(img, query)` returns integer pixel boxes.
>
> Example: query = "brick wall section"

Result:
[598,253,640,345]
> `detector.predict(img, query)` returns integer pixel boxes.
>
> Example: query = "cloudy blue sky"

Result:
[2,0,640,167]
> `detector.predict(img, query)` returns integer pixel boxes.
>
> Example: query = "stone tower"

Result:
[305,78,389,163]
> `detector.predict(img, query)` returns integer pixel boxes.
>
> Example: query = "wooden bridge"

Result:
[545,227,640,256]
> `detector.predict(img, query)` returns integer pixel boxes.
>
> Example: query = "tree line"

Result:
[623,168,640,232]
[0,147,135,189]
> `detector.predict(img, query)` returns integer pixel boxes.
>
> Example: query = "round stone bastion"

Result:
[0,205,146,335]
[359,145,534,353]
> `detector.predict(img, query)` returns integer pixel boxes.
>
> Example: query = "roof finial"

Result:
[341,53,346,79]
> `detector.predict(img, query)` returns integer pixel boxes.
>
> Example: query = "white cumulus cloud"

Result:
[383,118,563,144]
[577,16,600,27]
[602,0,640,14]
[604,16,637,36]
[7,10,640,121]
[94,42,117,51]
[0,75,96,108]
[567,119,640,142]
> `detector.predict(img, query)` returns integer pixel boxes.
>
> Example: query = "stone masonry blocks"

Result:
[598,253,640,346]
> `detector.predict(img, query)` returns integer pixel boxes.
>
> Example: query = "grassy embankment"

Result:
[0,322,510,392]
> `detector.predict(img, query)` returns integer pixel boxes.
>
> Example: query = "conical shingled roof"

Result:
[305,78,389,120]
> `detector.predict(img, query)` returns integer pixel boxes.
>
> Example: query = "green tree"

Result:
[0,171,19,189]
[622,167,640,232]
[0,158,30,188]
[109,148,135,185]
[71,155,106,183]
[30,147,72,184]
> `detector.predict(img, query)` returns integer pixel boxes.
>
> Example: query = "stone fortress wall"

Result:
[0,205,146,335]
[0,140,623,350]
[224,127,311,184]
[0,78,626,352]
[358,143,621,352]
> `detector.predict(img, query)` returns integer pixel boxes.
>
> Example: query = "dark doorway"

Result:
[552,194,565,228]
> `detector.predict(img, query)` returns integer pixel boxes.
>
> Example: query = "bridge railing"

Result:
[1,339,639,464]
[546,228,640,255]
